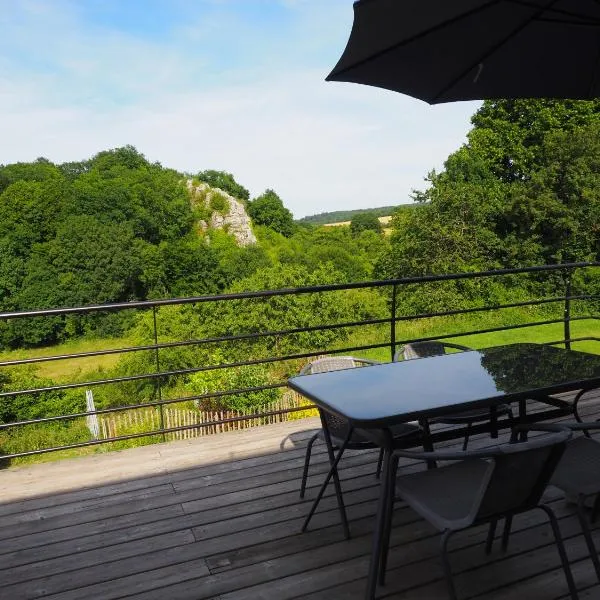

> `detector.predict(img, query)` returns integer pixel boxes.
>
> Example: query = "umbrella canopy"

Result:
[327,0,600,104]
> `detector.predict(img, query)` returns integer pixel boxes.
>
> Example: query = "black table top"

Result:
[288,343,600,428]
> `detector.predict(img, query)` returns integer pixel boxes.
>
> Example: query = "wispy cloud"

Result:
[0,1,478,217]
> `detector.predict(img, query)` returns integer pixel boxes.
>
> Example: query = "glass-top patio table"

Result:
[288,343,600,600]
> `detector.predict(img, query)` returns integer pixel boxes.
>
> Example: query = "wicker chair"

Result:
[298,356,421,536]
[376,427,577,600]
[394,341,514,450]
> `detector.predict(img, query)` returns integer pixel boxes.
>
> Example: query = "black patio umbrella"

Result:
[327,0,600,104]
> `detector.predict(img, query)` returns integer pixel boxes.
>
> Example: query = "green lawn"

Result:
[0,337,132,381]
[350,313,600,363]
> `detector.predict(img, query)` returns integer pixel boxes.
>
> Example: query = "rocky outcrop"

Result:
[187,181,257,247]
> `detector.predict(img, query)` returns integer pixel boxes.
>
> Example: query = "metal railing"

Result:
[0,262,599,461]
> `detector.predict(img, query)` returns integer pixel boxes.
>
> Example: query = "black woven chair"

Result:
[394,341,514,450]
[549,421,600,582]
[376,426,577,600]
[298,356,421,537]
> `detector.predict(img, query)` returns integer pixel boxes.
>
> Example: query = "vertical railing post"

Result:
[153,306,166,441]
[563,269,572,350]
[390,284,397,362]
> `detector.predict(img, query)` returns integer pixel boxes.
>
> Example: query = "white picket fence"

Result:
[95,391,314,441]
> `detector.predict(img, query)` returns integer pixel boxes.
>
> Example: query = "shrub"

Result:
[209,192,230,215]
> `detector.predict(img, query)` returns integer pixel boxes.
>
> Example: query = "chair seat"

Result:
[395,458,491,531]
[430,404,512,425]
[552,437,600,498]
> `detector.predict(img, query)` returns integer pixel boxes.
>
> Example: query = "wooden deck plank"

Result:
[1,400,600,600]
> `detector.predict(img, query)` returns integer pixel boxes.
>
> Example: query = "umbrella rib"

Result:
[326,0,502,81]
[431,0,562,102]
[511,0,600,24]
[537,17,600,27]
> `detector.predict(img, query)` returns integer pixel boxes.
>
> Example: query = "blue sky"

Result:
[0,0,479,217]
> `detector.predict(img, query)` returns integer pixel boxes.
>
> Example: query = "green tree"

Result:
[350,212,382,236]
[0,157,62,194]
[384,100,600,280]
[196,170,250,201]
[247,189,295,237]
[188,351,280,411]
[0,367,78,424]
[200,263,388,359]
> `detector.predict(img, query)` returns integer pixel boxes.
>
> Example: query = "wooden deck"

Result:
[1,393,600,600]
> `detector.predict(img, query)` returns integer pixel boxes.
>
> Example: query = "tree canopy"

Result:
[247,189,295,237]
[350,212,382,236]
[380,99,600,282]
[196,170,250,201]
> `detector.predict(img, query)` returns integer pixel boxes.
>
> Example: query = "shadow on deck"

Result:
[1,394,600,600]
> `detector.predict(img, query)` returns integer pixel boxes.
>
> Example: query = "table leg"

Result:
[378,452,399,585]
[301,425,352,539]
[365,434,397,600]
[490,405,498,439]
[420,418,436,469]
[519,400,528,441]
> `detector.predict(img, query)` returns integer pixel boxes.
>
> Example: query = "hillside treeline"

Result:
[379,99,600,280]
[0,146,387,349]
[298,205,404,225]
[2,100,600,458]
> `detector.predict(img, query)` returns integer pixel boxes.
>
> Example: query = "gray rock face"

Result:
[187,181,257,247]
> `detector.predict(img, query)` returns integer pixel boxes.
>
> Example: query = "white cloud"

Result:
[0,2,479,218]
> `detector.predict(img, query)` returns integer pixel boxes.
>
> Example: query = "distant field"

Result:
[323,215,392,228]
[0,337,130,381]
[298,206,400,226]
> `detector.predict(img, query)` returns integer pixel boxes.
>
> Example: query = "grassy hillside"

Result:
[298,205,411,226]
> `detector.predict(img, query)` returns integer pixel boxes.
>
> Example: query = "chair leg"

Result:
[572,390,591,438]
[539,504,579,600]
[592,494,600,524]
[301,428,352,539]
[440,530,458,600]
[462,422,472,451]
[376,448,384,479]
[485,520,497,555]
[576,495,600,582]
[300,432,320,499]
[501,515,513,552]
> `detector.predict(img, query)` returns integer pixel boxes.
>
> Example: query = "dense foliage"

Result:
[247,189,296,237]
[379,100,600,283]
[350,212,383,236]
[0,148,273,348]
[196,169,250,201]
[3,100,600,459]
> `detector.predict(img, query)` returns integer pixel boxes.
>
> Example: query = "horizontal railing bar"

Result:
[1,262,597,321]
[6,332,600,431]
[0,382,288,428]
[394,295,596,321]
[393,317,570,347]
[0,341,392,398]
[1,313,596,399]
[1,262,598,459]
[0,316,392,368]
[546,336,600,346]
[2,298,596,370]
[0,405,314,459]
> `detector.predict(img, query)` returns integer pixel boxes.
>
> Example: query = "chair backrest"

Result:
[300,356,358,375]
[395,341,471,362]
[475,429,570,522]
[299,356,373,443]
